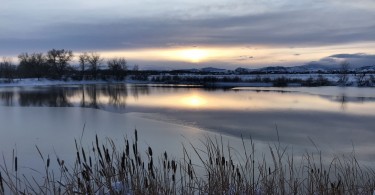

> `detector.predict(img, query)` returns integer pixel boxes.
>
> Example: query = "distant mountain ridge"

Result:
[173,64,375,73]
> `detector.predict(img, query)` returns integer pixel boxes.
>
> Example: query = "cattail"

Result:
[77,152,81,164]
[15,156,18,172]
[134,129,138,142]
[95,135,99,148]
[269,167,271,175]
[97,146,103,160]
[126,141,129,156]
[89,156,92,168]
[149,158,153,169]
[47,155,50,168]
[148,146,153,156]
[105,149,111,163]
[171,160,176,173]
[144,178,148,188]
[121,152,125,170]
[221,157,225,166]
[57,158,61,166]
[164,151,167,160]
[82,148,87,163]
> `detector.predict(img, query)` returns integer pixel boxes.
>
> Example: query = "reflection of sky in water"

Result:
[1,85,375,168]
[1,85,375,115]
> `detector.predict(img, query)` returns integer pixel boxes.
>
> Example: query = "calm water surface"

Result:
[1,84,375,170]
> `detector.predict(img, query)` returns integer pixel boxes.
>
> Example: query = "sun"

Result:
[179,49,209,63]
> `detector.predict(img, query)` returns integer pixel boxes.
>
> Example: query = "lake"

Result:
[1,84,375,171]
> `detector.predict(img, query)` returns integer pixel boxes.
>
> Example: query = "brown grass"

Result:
[1,129,375,194]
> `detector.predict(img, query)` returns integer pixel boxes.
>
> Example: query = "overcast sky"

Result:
[1,0,375,69]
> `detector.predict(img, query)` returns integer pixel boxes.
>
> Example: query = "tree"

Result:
[78,52,89,80]
[18,53,48,80]
[107,57,127,80]
[87,52,103,80]
[0,57,16,82]
[337,61,350,86]
[46,49,73,79]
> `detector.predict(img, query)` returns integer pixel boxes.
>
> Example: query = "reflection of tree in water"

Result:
[130,85,150,100]
[339,94,347,110]
[18,87,73,107]
[0,91,15,106]
[101,84,128,110]
[5,84,152,113]
[80,84,135,112]
[85,85,99,109]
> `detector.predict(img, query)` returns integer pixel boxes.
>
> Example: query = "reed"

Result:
[0,129,375,194]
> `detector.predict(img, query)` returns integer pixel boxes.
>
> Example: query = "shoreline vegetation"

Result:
[1,49,375,88]
[1,130,374,194]
[1,73,375,88]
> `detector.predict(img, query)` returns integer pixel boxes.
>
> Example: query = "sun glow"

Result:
[182,95,207,107]
[179,49,209,63]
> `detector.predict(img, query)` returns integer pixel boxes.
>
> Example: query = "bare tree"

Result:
[18,53,48,80]
[107,57,127,80]
[87,52,103,80]
[46,49,74,79]
[78,52,89,80]
[337,61,350,86]
[0,57,16,82]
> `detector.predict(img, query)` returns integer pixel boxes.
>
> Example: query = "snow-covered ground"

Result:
[1,73,375,88]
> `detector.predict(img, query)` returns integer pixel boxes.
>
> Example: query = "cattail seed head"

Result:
[47,156,50,168]
[15,156,18,172]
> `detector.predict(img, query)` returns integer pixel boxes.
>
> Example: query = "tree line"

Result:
[0,49,141,82]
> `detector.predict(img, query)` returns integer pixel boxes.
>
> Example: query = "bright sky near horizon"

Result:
[1,0,375,69]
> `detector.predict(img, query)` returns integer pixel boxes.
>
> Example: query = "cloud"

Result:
[329,53,375,59]
[1,3,375,56]
[308,53,375,68]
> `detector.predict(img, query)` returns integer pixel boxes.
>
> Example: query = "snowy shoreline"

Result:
[0,78,151,87]
[1,73,375,88]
